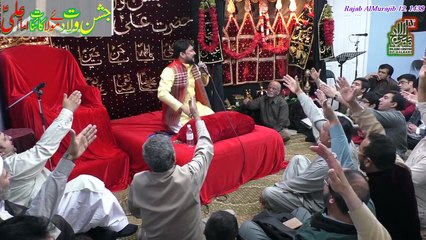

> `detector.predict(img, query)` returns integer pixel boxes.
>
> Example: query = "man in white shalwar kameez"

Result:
[0,90,135,235]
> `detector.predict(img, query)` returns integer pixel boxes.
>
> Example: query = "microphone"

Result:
[197,61,211,78]
[33,82,46,92]
[351,33,368,36]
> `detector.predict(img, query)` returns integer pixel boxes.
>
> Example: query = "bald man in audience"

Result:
[243,80,291,142]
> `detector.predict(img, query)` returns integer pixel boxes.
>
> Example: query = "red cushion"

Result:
[177,111,255,144]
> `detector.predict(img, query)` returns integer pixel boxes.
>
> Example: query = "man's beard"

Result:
[183,57,194,65]
[0,187,10,200]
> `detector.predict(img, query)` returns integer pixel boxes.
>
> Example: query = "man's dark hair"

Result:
[329,170,370,213]
[362,91,381,109]
[0,215,51,240]
[172,39,192,59]
[354,77,371,91]
[204,211,238,240]
[397,73,418,89]
[379,64,394,76]
[337,116,354,143]
[386,90,406,111]
[364,133,396,169]
[143,134,175,172]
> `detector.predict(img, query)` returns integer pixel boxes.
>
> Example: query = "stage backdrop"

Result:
[51,0,194,119]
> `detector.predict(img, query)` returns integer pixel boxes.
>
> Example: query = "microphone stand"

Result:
[35,89,47,132]
[7,87,52,169]
[354,36,360,78]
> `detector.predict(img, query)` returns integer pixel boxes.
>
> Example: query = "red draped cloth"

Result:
[0,45,130,191]
[112,111,286,204]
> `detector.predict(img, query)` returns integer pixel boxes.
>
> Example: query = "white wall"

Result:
[325,0,371,82]
[366,0,426,78]
[326,0,426,82]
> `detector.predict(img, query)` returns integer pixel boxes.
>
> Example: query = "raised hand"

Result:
[67,124,97,161]
[314,89,328,105]
[189,97,200,120]
[401,90,418,105]
[337,77,358,103]
[63,90,82,113]
[283,75,302,94]
[311,143,363,211]
[310,68,321,81]
[310,143,340,170]
[320,84,338,98]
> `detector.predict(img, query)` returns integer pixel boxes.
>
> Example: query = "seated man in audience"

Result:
[398,73,418,119]
[0,91,136,236]
[339,78,422,240]
[260,75,357,214]
[350,86,407,158]
[405,57,426,228]
[157,39,214,133]
[240,143,390,240]
[243,80,291,142]
[204,210,239,240]
[367,64,399,95]
[0,124,96,239]
[128,97,214,240]
[352,91,381,144]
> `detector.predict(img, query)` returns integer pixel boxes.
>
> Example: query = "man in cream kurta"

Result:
[158,39,213,133]
[0,91,131,234]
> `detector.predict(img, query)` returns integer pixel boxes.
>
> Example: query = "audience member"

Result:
[157,39,214,133]
[0,125,97,239]
[0,215,68,240]
[359,91,380,110]
[341,83,407,158]
[367,64,399,95]
[240,142,389,240]
[398,73,418,119]
[128,97,214,240]
[405,57,426,228]
[352,91,381,144]
[0,91,136,236]
[339,78,422,240]
[204,210,239,240]
[259,75,357,214]
[243,81,291,142]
